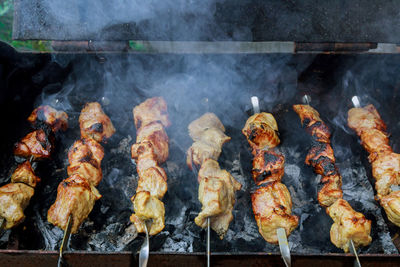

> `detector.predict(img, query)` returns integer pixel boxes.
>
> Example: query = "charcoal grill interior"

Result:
[1,43,400,257]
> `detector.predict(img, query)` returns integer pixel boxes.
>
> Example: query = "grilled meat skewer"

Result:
[243,112,298,244]
[294,104,371,252]
[130,97,170,236]
[348,104,400,227]
[48,102,115,233]
[0,106,67,230]
[187,113,241,239]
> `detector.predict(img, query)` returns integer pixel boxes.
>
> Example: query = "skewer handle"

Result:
[351,96,361,108]
[207,217,210,267]
[251,96,260,114]
[58,215,73,267]
[277,228,291,267]
[139,220,150,267]
[349,239,362,267]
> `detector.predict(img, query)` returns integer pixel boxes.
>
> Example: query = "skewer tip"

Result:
[351,96,361,108]
[251,96,260,114]
[277,228,291,267]
[302,95,311,105]
[349,239,362,267]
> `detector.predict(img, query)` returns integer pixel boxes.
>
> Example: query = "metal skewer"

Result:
[251,96,291,267]
[139,220,151,267]
[207,217,210,267]
[57,214,73,267]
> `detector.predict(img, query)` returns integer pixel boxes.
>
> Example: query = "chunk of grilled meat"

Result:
[379,191,400,227]
[133,97,171,129]
[79,102,116,143]
[0,183,34,229]
[305,143,336,176]
[242,112,280,152]
[194,159,242,239]
[130,191,165,236]
[348,104,400,197]
[186,113,230,170]
[11,161,41,188]
[136,122,169,164]
[252,182,299,244]
[293,104,331,143]
[318,174,343,207]
[348,104,387,136]
[27,105,68,133]
[371,152,400,196]
[326,199,372,252]
[252,150,284,185]
[67,138,104,186]
[47,174,101,234]
[130,97,170,236]
[14,129,53,160]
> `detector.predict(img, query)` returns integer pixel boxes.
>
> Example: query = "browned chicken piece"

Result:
[348,105,387,136]
[194,159,242,239]
[305,143,336,176]
[79,102,116,143]
[130,191,165,236]
[371,152,400,196]
[379,191,400,227]
[252,182,299,244]
[360,129,392,158]
[133,97,171,129]
[252,150,284,185]
[187,113,231,170]
[242,112,280,151]
[67,163,102,188]
[293,105,331,143]
[326,199,372,252]
[136,165,168,200]
[14,129,53,160]
[47,174,101,234]
[136,122,169,164]
[68,138,104,167]
[11,161,41,188]
[318,174,343,207]
[27,105,68,133]
[0,183,34,229]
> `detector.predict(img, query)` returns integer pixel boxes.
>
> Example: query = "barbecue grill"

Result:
[2,1,400,266]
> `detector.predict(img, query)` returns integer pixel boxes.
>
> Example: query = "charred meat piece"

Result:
[348,105,387,136]
[371,152,400,196]
[194,159,242,239]
[27,105,68,133]
[11,161,41,188]
[252,150,284,185]
[14,129,53,160]
[130,191,165,236]
[186,113,230,170]
[133,97,171,129]
[379,191,400,227]
[305,142,336,176]
[47,174,101,234]
[318,174,343,207]
[136,122,169,164]
[242,112,280,151]
[326,199,372,252]
[251,182,299,244]
[0,183,34,229]
[79,102,116,143]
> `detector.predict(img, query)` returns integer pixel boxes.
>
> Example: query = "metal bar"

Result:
[349,240,362,267]
[207,217,210,267]
[277,228,291,267]
[139,220,150,267]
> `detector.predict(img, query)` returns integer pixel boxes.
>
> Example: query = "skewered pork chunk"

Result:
[27,105,68,133]
[130,191,165,236]
[130,97,170,236]
[47,174,101,234]
[79,102,116,143]
[242,112,280,152]
[379,191,400,227]
[348,104,387,136]
[14,129,53,160]
[251,182,299,244]
[133,96,171,129]
[11,161,41,188]
[194,159,241,239]
[252,150,284,185]
[295,104,371,251]
[0,183,34,229]
[186,113,231,170]
[372,152,400,196]
[326,199,372,252]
